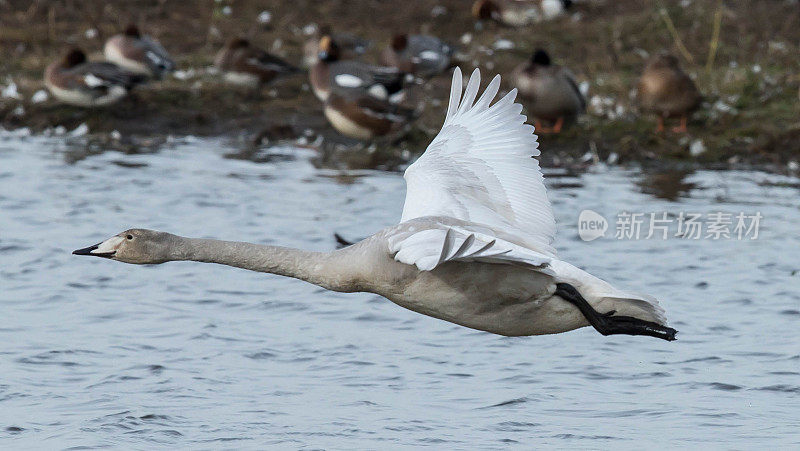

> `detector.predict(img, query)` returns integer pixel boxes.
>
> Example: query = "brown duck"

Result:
[324,87,415,140]
[511,49,585,133]
[637,53,702,133]
[214,38,300,88]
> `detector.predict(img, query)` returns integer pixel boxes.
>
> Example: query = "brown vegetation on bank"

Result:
[1,0,798,171]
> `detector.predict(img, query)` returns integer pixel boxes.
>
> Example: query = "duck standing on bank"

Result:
[637,53,702,133]
[511,49,585,133]
[45,48,146,107]
[323,86,416,140]
[214,38,301,89]
[310,35,406,103]
[103,24,175,80]
[74,68,676,342]
[472,0,573,27]
[380,34,453,78]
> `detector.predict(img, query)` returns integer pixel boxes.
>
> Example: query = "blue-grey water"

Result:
[1,132,798,448]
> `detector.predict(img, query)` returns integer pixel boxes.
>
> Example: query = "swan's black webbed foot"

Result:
[592,314,678,341]
[554,283,677,341]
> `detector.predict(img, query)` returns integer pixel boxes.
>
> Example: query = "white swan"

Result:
[74,68,677,341]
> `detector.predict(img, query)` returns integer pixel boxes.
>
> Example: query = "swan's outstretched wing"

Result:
[401,67,555,256]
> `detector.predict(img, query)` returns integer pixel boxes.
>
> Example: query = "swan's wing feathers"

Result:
[402,67,556,254]
[387,221,552,272]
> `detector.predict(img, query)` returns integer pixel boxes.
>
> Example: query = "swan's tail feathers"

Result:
[598,294,676,341]
[601,293,669,326]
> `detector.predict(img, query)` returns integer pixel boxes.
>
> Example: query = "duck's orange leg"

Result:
[552,117,564,133]
[534,119,552,134]
[655,116,665,133]
[671,115,688,133]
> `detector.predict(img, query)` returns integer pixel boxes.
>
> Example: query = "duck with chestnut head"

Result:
[310,34,406,103]
[214,38,300,89]
[104,24,175,80]
[303,25,371,68]
[380,34,453,78]
[45,48,146,107]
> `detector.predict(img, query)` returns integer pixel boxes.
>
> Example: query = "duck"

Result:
[103,24,175,80]
[44,48,146,107]
[310,35,406,103]
[323,87,415,140]
[214,38,301,88]
[380,34,453,78]
[472,0,573,27]
[303,26,370,68]
[637,53,702,133]
[74,68,677,342]
[511,49,585,133]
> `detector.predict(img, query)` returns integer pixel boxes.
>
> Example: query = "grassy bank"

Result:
[1,0,798,171]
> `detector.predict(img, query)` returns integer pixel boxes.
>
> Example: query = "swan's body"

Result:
[75,68,676,341]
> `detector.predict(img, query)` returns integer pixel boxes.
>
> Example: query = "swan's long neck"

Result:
[172,236,360,292]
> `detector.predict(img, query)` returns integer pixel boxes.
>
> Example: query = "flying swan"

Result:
[74,68,677,341]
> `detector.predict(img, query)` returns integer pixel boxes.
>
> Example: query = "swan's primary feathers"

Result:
[396,67,556,271]
[402,68,555,255]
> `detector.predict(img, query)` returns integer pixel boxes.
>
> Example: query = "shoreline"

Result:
[2,125,794,179]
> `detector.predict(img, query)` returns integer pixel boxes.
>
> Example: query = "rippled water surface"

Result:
[1,133,799,448]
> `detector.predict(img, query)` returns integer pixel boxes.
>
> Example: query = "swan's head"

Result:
[73,229,174,264]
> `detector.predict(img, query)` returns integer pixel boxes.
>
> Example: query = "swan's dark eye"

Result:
[126,234,133,240]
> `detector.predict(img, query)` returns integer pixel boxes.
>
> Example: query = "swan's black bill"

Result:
[555,283,678,341]
[72,244,115,258]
